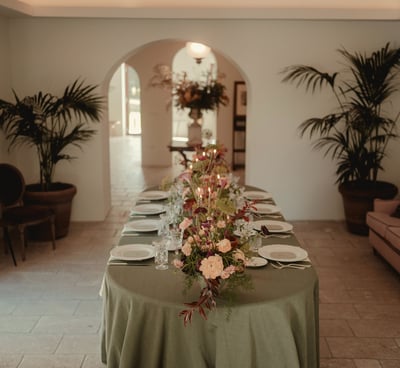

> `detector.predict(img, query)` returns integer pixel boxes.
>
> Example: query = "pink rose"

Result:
[233,249,245,262]
[199,255,224,279]
[220,178,228,188]
[221,265,236,279]
[182,241,192,256]
[173,259,184,269]
[217,238,232,253]
[179,217,193,231]
[217,220,226,229]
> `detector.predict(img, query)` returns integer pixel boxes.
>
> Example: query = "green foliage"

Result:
[282,43,400,184]
[0,79,103,191]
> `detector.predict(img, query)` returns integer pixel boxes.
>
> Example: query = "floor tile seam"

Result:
[378,358,400,367]
[326,336,400,343]
[353,358,383,367]
[18,353,87,367]
[321,336,334,358]
[15,354,24,368]
[320,318,355,337]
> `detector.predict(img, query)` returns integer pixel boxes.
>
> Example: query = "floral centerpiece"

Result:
[150,64,229,112]
[171,144,255,325]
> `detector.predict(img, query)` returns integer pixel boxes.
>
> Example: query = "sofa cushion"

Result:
[367,211,400,238]
[385,227,400,254]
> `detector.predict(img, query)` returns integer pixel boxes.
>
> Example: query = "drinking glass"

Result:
[153,240,169,270]
[250,235,262,252]
[169,228,183,256]
[158,213,170,237]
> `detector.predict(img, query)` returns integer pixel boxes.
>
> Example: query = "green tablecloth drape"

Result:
[101,188,319,368]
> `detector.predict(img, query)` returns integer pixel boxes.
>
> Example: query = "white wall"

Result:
[2,17,400,221]
[108,65,124,136]
[0,16,11,161]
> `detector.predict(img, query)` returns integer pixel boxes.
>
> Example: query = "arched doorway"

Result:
[106,39,247,197]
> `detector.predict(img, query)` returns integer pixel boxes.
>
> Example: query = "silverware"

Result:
[261,234,292,239]
[253,214,282,219]
[108,261,151,266]
[270,261,311,270]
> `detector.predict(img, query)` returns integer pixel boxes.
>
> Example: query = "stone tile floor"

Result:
[0,136,399,367]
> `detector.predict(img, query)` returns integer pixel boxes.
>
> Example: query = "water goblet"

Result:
[250,235,262,252]
[158,213,170,237]
[169,227,183,256]
[153,240,169,270]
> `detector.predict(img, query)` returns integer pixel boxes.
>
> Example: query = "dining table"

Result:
[100,186,319,368]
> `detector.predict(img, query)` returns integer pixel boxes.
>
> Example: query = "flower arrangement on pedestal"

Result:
[171,144,255,325]
[150,64,229,146]
[150,64,229,112]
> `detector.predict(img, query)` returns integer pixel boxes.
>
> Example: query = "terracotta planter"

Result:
[339,181,398,236]
[23,183,77,240]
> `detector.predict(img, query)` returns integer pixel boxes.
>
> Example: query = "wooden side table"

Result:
[168,141,202,168]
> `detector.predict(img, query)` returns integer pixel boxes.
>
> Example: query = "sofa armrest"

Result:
[373,198,400,214]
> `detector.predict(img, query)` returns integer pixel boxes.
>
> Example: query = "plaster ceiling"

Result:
[1,0,400,19]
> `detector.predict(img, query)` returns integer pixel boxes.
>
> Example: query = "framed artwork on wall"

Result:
[234,81,247,118]
[232,81,247,169]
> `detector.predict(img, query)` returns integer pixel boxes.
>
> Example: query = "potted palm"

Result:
[0,79,103,239]
[282,43,400,235]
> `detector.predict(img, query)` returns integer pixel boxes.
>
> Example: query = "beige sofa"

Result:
[366,199,400,273]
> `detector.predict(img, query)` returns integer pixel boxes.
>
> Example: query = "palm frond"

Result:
[0,79,104,189]
[281,65,337,93]
[282,42,400,183]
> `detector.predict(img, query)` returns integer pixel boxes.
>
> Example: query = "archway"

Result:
[105,39,247,197]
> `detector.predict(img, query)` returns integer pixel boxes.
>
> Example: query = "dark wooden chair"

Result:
[0,163,56,265]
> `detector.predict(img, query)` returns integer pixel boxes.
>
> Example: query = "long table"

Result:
[101,190,319,368]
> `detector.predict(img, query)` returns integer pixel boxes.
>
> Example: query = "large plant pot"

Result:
[339,181,398,236]
[23,183,77,240]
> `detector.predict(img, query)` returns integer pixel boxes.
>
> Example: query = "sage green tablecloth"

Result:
[101,191,319,368]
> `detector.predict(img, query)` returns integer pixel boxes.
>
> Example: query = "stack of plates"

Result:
[252,220,293,233]
[251,203,281,214]
[110,244,155,261]
[243,191,273,201]
[138,190,168,201]
[130,203,165,215]
[258,244,308,262]
[122,219,160,233]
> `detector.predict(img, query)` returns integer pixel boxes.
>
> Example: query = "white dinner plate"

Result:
[258,244,308,262]
[110,244,155,261]
[138,190,168,201]
[245,256,268,268]
[252,220,293,233]
[243,191,273,201]
[131,203,166,215]
[123,219,160,233]
[251,203,281,214]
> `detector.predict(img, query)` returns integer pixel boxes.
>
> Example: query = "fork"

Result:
[270,261,311,270]
[261,234,292,239]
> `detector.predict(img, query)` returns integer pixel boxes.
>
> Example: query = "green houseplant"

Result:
[0,79,103,238]
[282,43,400,235]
